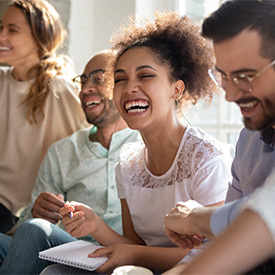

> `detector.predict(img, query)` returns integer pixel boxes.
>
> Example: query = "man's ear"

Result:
[173,80,185,101]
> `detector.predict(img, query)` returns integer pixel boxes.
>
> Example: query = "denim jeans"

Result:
[0,218,77,275]
[0,234,12,265]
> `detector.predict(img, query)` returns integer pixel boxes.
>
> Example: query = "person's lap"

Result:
[0,218,77,274]
[40,264,94,274]
[0,233,12,266]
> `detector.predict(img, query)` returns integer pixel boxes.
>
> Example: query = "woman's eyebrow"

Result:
[114,69,125,75]
[114,65,157,75]
[136,65,157,72]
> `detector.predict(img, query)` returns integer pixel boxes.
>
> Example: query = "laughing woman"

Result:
[47,12,232,274]
[0,0,86,233]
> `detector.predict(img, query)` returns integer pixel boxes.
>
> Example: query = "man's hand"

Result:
[32,192,65,224]
[165,200,204,249]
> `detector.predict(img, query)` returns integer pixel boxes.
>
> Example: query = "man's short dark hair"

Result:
[202,0,275,60]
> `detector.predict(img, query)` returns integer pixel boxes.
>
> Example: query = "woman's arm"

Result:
[121,199,146,245]
[60,201,134,246]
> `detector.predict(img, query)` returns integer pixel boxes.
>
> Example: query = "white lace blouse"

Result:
[115,126,232,247]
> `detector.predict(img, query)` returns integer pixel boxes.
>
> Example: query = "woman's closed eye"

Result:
[114,71,155,84]
[139,73,155,79]
[114,76,127,84]
[8,27,18,33]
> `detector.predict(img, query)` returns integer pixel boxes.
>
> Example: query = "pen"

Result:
[65,201,73,218]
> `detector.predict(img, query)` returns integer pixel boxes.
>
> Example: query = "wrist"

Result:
[190,207,214,238]
[88,213,101,236]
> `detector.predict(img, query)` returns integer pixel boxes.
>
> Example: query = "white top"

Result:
[243,168,275,249]
[0,67,87,216]
[116,126,232,247]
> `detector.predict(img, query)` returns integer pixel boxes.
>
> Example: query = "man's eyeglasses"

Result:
[73,69,106,86]
[208,59,275,92]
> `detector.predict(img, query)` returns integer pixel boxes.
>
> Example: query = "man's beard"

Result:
[243,115,274,131]
[86,100,120,128]
[243,96,275,131]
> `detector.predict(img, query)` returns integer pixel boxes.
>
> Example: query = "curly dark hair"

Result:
[110,11,216,109]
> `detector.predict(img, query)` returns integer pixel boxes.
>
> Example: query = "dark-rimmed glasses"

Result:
[73,69,106,86]
[208,59,275,92]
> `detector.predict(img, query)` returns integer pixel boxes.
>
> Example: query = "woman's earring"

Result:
[174,94,182,101]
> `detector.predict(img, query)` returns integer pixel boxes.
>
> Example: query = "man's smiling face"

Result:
[213,29,275,130]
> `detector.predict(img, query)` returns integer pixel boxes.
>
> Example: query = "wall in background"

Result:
[0,0,242,146]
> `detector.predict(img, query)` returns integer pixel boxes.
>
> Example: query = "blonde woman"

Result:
[0,0,86,233]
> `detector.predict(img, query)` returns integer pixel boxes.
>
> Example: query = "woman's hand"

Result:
[60,201,99,238]
[89,244,142,274]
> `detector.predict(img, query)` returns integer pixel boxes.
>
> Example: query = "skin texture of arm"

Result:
[164,209,274,274]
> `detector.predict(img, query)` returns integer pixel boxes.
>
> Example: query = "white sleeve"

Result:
[192,156,231,205]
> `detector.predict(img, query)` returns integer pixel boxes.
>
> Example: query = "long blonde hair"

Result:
[11,0,74,123]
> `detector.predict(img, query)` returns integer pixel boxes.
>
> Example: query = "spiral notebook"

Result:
[39,240,108,271]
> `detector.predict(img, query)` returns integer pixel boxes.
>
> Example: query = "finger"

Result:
[183,236,195,250]
[168,207,178,214]
[33,208,62,223]
[95,260,113,274]
[176,201,186,207]
[166,229,188,249]
[190,233,204,246]
[88,247,109,258]
[56,193,64,201]
[42,192,65,208]
[62,211,82,226]
[59,205,75,216]
[63,213,85,234]
[172,237,188,249]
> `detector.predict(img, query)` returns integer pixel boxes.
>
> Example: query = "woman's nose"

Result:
[123,79,138,95]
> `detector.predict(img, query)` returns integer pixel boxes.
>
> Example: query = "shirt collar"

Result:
[260,127,275,148]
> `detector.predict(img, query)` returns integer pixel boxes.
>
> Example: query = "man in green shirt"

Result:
[0,50,139,274]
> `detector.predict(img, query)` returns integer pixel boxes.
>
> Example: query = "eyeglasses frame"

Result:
[209,59,275,92]
[73,69,106,87]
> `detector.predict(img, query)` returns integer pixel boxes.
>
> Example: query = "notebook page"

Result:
[39,240,108,271]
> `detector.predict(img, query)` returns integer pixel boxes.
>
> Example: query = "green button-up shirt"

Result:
[19,127,140,241]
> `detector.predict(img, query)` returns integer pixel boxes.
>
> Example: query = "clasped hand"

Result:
[165,200,203,249]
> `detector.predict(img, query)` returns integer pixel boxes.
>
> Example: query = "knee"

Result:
[16,218,54,239]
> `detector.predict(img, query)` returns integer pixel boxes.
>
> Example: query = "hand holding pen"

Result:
[32,192,65,224]
[60,201,99,238]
